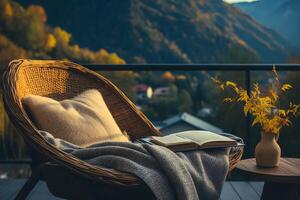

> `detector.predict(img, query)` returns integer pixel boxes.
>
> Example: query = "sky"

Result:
[223,0,258,3]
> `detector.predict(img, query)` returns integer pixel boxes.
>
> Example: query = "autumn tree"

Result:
[161,71,175,85]
[0,34,27,67]
[101,71,137,101]
[0,0,126,65]
[24,5,47,51]
[178,89,193,113]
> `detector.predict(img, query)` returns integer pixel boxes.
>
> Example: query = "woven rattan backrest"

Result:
[7,60,160,141]
[1,59,161,185]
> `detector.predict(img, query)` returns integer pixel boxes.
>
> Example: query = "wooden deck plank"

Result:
[28,181,63,200]
[10,179,36,199]
[0,180,15,200]
[6,180,63,200]
[0,180,263,200]
[0,179,26,200]
[249,182,264,196]
[231,181,260,200]
[220,182,241,200]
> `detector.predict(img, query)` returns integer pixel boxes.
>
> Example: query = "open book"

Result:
[150,131,238,152]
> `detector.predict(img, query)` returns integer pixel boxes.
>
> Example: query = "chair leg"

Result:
[14,166,42,200]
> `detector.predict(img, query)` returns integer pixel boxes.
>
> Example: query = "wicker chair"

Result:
[2,59,243,200]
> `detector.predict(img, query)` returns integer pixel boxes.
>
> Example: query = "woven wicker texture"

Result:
[2,59,243,187]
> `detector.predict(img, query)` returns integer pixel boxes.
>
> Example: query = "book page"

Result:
[151,135,193,147]
[175,131,236,147]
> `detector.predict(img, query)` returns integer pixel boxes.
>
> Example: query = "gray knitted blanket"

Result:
[40,131,233,200]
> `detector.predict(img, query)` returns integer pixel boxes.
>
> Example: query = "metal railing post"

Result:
[245,70,251,158]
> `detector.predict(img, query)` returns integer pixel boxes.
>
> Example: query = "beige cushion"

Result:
[22,89,129,146]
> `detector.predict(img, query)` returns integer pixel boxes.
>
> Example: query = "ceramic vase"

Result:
[255,132,281,167]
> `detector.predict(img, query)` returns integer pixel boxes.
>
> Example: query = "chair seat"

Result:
[41,164,156,200]
[2,59,243,199]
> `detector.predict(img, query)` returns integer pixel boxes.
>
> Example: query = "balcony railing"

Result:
[1,64,300,167]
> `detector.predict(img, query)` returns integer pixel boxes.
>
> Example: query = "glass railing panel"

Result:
[1,65,300,180]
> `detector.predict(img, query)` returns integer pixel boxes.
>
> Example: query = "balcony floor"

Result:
[0,179,263,200]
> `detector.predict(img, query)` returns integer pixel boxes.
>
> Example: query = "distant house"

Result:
[197,107,213,118]
[153,87,170,97]
[135,84,153,99]
[158,112,223,135]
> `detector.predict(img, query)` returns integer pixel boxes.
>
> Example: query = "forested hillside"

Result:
[0,0,126,67]
[19,0,291,63]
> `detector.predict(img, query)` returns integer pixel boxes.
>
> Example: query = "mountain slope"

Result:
[235,0,300,47]
[235,0,286,24]
[273,0,300,46]
[19,0,291,63]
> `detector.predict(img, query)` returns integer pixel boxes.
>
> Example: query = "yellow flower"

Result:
[281,84,292,92]
[212,67,299,135]
[226,81,239,93]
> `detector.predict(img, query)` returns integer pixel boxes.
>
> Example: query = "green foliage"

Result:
[278,71,300,157]
[138,72,200,120]
[178,90,193,113]
[24,5,47,51]
[0,0,126,67]
[0,2,47,52]
[0,34,28,69]
[101,71,137,101]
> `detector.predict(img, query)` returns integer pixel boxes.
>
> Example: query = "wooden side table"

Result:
[236,158,300,200]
